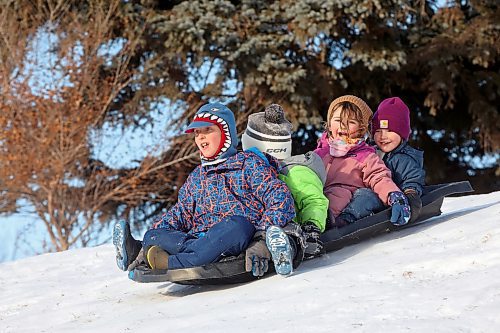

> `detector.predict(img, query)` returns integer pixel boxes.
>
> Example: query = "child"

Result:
[371,97,425,221]
[314,95,411,227]
[241,104,329,260]
[112,102,296,276]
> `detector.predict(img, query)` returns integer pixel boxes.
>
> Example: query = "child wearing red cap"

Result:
[372,97,426,221]
[112,103,296,277]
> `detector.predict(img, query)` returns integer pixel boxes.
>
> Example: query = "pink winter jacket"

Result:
[314,132,400,217]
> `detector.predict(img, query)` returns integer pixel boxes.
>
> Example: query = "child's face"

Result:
[194,125,222,158]
[329,106,361,141]
[374,129,402,153]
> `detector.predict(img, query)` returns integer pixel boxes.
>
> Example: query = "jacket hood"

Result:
[279,151,327,185]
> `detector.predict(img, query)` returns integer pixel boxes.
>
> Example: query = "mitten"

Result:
[127,248,145,271]
[388,191,411,226]
[404,189,422,223]
[245,231,271,277]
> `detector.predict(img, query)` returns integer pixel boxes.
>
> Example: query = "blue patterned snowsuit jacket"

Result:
[153,151,296,234]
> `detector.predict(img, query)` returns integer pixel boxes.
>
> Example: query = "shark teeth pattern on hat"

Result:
[193,112,232,161]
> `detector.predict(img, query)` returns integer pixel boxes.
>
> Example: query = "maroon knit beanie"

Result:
[372,97,411,140]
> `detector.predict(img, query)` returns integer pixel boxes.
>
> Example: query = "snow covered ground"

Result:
[1,191,499,333]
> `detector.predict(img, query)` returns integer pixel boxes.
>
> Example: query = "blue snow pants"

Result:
[340,188,385,223]
[142,215,255,269]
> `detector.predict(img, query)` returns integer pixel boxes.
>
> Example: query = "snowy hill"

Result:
[1,191,499,333]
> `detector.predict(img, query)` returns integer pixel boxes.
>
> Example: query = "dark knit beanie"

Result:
[241,104,293,160]
[372,97,411,140]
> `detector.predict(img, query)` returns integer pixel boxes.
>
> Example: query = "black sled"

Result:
[128,181,473,285]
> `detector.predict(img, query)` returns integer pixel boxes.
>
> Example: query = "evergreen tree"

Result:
[0,0,498,252]
[113,0,498,192]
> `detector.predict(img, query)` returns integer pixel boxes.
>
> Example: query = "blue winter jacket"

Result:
[380,141,425,196]
[153,151,296,234]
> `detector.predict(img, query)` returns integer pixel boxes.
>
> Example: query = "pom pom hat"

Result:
[241,104,293,160]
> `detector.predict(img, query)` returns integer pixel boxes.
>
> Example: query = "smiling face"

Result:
[328,105,362,143]
[194,125,222,158]
[373,129,402,153]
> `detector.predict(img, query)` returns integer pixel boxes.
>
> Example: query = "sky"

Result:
[1,190,499,332]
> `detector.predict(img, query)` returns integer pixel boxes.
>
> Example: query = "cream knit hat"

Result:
[326,95,373,130]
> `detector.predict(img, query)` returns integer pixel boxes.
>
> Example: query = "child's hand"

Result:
[127,248,145,271]
[388,191,411,226]
[245,231,271,277]
[404,189,423,223]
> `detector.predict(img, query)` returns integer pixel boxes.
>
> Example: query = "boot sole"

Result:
[266,226,293,276]
[112,220,129,271]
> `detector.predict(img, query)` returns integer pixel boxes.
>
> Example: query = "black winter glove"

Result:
[404,189,423,223]
[245,231,271,277]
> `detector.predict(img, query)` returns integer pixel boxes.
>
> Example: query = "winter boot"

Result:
[282,222,307,268]
[112,220,142,271]
[266,226,294,276]
[302,222,324,260]
[146,245,169,270]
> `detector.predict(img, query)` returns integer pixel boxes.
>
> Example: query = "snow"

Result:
[1,191,499,332]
